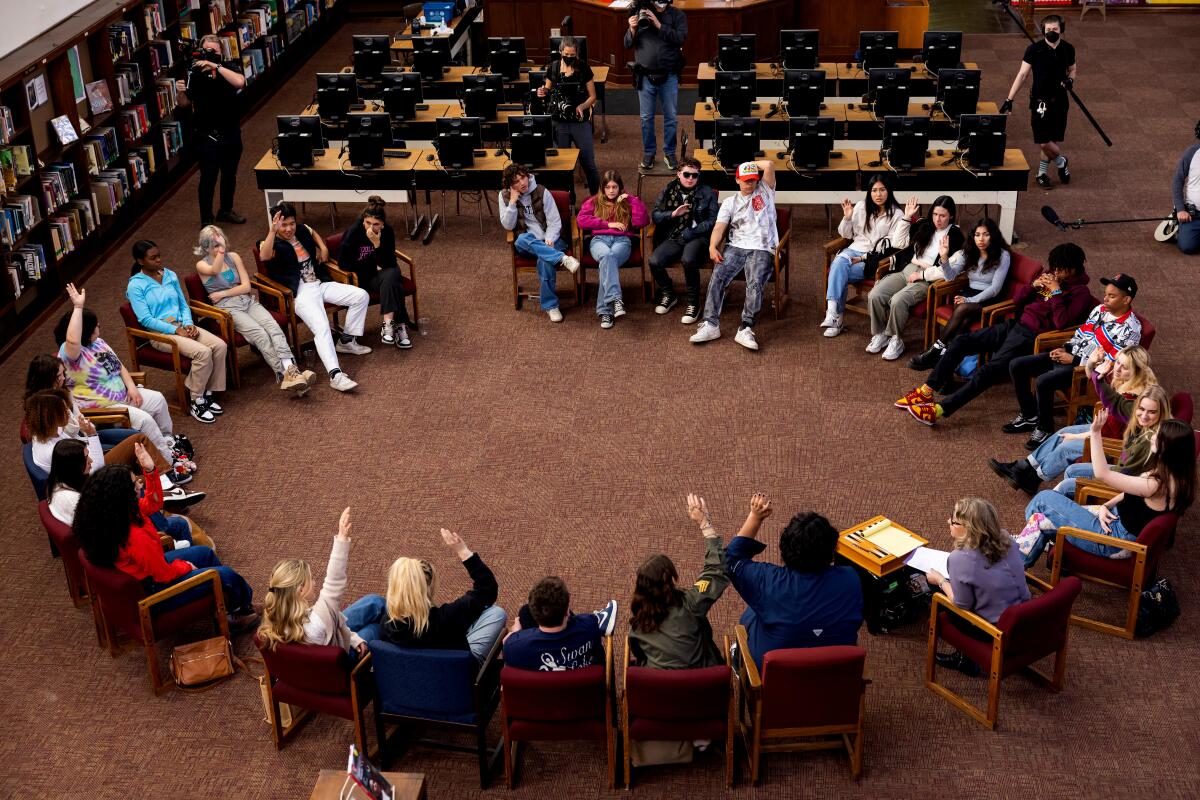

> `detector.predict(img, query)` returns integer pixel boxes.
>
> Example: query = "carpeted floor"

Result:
[2,11,1200,799]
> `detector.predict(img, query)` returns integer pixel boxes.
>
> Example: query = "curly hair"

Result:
[73,465,141,568]
[629,554,681,633]
[528,576,570,627]
[953,497,1010,565]
[24,389,72,442]
[360,195,387,223]
[257,558,314,651]
[501,163,531,191]
[779,512,838,573]
[1047,242,1086,275]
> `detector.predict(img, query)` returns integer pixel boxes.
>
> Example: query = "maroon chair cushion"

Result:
[1061,514,1177,586]
[325,231,344,255]
[273,683,355,719]
[626,665,729,722]
[183,273,209,304]
[39,501,83,589]
[79,550,216,642]
[1136,313,1155,350]
[1170,392,1193,424]
[628,718,728,741]
[19,419,30,444]
[776,206,791,238]
[501,665,606,721]
[120,302,194,372]
[760,646,866,729]
[508,719,608,741]
[259,639,353,696]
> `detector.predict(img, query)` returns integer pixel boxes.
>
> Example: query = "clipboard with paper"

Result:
[836,516,929,577]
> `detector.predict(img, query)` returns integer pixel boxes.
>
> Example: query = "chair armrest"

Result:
[505,228,516,245]
[981,299,1015,327]
[350,650,375,705]
[1054,525,1148,557]
[128,370,145,383]
[931,592,1002,639]
[735,624,760,691]
[603,635,613,691]
[1101,437,1123,461]
[723,634,731,668]
[1074,478,1120,505]
[1034,329,1073,354]
[251,272,291,297]
[139,568,224,612]
[777,225,791,255]
[930,276,968,307]
[872,257,893,281]
[128,326,183,351]
[188,302,233,340]
[81,406,132,428]
[475,627,504,685]
[325,264,355,285]
[823,236,851,262]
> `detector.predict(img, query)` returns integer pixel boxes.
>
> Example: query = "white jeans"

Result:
[293,280,369,374]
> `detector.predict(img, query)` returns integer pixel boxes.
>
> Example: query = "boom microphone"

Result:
[1040,205,1173,232]
[1041,206,1068,230]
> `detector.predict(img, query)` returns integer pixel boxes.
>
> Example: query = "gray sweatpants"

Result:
[868,263,930,338]
[216,295,294,378]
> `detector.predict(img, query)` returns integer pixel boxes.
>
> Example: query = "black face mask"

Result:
[1044,30,1060,43]
[561,56,577,66]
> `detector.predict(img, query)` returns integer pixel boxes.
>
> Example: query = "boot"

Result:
[907,341,945,371]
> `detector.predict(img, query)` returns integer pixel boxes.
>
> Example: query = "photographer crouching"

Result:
[624,0,687,171]
[175,35,247,226]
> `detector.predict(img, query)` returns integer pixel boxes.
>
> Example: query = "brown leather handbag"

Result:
[170,636,238,690]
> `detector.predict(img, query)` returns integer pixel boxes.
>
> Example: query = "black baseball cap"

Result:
[1100,273,1137,298]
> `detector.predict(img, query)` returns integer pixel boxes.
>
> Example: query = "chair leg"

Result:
[175,371,189,412]
[476,724,490,789]
[623,725,632,790]
[145,640,169,694]
[503,733,515,789]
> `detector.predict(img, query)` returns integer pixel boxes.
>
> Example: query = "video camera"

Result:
[184,41,222,75]
[634,0,667,31]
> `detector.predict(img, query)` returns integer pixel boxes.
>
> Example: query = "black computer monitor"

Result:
[381,71,424,121]
[715,70,756,119]
[435,116,483,169]
[316,72,359,122]
[958,113,1007,171]
[786,116,836,170]
[859,31,899,70]
[922,31,963,74]
[883,115,930,171]
[526,69,547,113]
[276,115,323,169]
[548,35,588,66]
[713,116,761,169]
[462,73,504,120]
[716,33,756,72]
[782,69,824,118]
[352,34,391,82]
[487,37,527,82]
[347,113,391,169]
[508,114,552,169]
[935,68,980,119]
[411,36,452,81]
[867,67,910,118]
[779,29,818,70]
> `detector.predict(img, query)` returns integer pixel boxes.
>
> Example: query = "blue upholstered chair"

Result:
[23,442,48,502]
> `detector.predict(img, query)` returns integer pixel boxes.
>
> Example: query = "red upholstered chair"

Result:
[118,301,191,410]
[183,272,296,388]
[621,635,735,788]
[734,626,868,783]
[507,189,582,310]
[38,501,89,607]
[324,230,421,326]
[78,551,229,693]
[574,222,651,304]
[823,227,892,319]
[926,576,1082,728]
[256,637,376,755]
[500,638,615,789]
[925,250,1044,349]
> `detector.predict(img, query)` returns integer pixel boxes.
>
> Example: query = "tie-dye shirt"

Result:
[58,337,129,407]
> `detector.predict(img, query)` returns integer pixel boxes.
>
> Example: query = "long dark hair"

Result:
[73,465,142,568]
[47,439,89,500]
[25,354,63,399]
[629,554,682,633]
[1146,420,1196,514]
[130,239,158,276]
[962,217,1010,273]
[909,195,957,255]
[862,173,900,232]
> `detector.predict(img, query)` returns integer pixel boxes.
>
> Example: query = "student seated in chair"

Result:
[503,577,618,671]
[498,164,580,323]
[258,202,371,393]
[648,157,718,324]
[337,196,415,350]
[576,169,649,329]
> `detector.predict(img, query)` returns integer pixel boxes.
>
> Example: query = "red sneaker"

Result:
[907,402,940,426]
[894,385,934,409]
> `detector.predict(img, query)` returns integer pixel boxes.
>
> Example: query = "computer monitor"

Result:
[486,37,527,82]
[276,115,323,169]
[716,33,756,72]
[435,116,482,169]
[859,31,899,70]
[316,72,359,122]
[381,71,423,121]
[508,114,552,169]
[867,67,910,118]
[779,30,818,70]
[526,69,547,114]
[786,116,836,170]
[714,70,756,119]
[782,69,824,118]
[935,68,981,119]
[462,73,504,120]
[713,116,761,169]
[347,113,391,169]
[958,113,1007,171]
[352,34,391,82]
[548,35,588,66]
[411,36,451,81]
[922,31,963,74]
[883,115,930,171]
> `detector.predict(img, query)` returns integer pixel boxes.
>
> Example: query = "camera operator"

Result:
[1000,15,1076,189]
[624,0,687,171]
[538,37,600,195]
[1171,120,1200,255]
[175,34,247,226]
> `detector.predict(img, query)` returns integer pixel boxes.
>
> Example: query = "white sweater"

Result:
[837,201,911,253]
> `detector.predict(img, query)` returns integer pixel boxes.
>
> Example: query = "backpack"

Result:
[1135,578,1180,637]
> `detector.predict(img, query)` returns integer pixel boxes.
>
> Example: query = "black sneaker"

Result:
[1036,173,1051,188]
[664,154,678,170]
[171,434,195,458]
[935,651,981,677]
[1002,413,1038,433]
[639,156,655,170]
[680,304,701,325]
[599,313,614,329]
[907,344,943,371]
[189,400,216,424]
[654,293,678,315]
[1025,428,1051,449]
[1058,156,1070,184]
[203,395,224,415]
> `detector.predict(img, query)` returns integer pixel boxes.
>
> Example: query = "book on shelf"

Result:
[50,115,80,146]
[67,197,99,231]
[144,1,167,39]
[83,127,121,175]
[162,121,184,159]
[114,62,146,105]
[180,20,198,42]
[285,9,307,44]
[1,195,40,245]
[49,218,74,258]
[127,147,156,188]
[40,170,72,214]
[13,242,49,282]
[155,78,179,117]
[0,148,15,191]
[118,105,152,145]
[85,80,114,115]
[44,162,80,197]
[108,21,140,62]
[149,39,176,76]
[218,31,241,61]
[0,106,15,144]
[1,145,35,187]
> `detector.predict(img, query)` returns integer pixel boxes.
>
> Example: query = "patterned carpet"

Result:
[2,12,1199,799]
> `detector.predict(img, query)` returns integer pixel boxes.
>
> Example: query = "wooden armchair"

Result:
[324,230,422,327]
[250,241,356,352]
[925,251,1044,349]
[573,221,652,304]
[118,302,192,411]
[507,189,581,310]
[823,233,892,318]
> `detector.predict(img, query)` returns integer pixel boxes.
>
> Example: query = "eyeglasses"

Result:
[948,517,963,526]
[680,171,700,179]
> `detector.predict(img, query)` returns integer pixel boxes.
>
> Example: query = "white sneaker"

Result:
[329,372,358,392]
[335,338,372,355]
[734,326,759,351]
[689,321,720,344]
[819,309,840,328]
[547,307,564,323]
[559,254,580,274]
[882,335,906,361]
[822,315,844,337]
[865,333,888,354]
[613,299,626,318]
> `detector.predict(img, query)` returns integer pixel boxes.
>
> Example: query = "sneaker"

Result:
[335,338,372,356]
[592,600,618,636]
[301,370,316,384]
[613,299,626,318]
[680,304,701,325]
[171,434,195,458]
[1025,428,1051,449]
[1036,173,1051,189]
[664,154,678,171]
[734,326,759,351]
[169,463,194,486]
[865,333,888,354]
[689,321,720,344]
[189,400,216,424]
[1058,155,1070,184]
[655,294,678,315]
[329,372,359,392]
[639,156,654,170]
[934,651,981,677]
[280,364,308,392]
[822,314,844,337]
[907,402,940,426]
[396,324,412,349]
[907,344,944,371]
[882,336,905,361]
[547,307,564,323]
[599,313,614,329]
[203,395,223,415]
[819,309,840,328]
[895,385,934,409]
[559,254,580,275]
[162,485,206,509]
[215,209,247,224]
[380,320,396,345]
[1002,413,1039,433]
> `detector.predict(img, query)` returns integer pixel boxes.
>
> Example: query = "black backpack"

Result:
[1135,577,1180,637]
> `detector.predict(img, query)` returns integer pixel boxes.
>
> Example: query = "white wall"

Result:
[0,0,96,59]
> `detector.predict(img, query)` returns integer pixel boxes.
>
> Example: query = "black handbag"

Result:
[863,237,895,275]
[1135,577,1180,638]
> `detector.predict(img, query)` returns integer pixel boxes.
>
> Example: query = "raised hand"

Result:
[686,493,711,527]
[440,527,472,560]
[337,507,352,540]
[66,283,86,308]
[841,198,854,219]
[904,196,920,218]
[133,441,156,472]
[749,493,772,521]
[1091,408,1108,434]
[270,210,284,233]
[78,414,97,437]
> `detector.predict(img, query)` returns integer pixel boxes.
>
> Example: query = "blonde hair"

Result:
[385,558,436,637]
[194,224,227,257]
[1113,346,1155,396]
[1124,384,1171,450]
[256,558,313,651]
[953,497,1011,565]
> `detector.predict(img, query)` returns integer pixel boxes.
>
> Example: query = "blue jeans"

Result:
[590,235,632,314]
[151,511,192,541]
[149,546,254,613]
[465,605,508,662]
[99,427,137,452]
[1027,424,1088,480]
[637,74,679,159]
[703,246,774,328]
[1022,490,1136,567]
[515,232,568,310]
[1177,218,1200,255]
[826,248,866,313]
[343,593,387,646]
[1055,463,1095,498]
[554,120,599,194]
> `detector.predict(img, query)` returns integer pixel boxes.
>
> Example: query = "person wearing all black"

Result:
[647,157,718,323]
[1001,15,1076,188]
[624,0,687,170]
[175,35,246,226]
[540,37,600,195]
[337,196,414,349]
